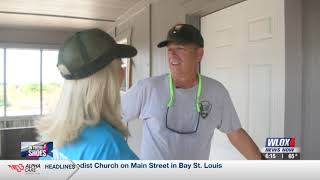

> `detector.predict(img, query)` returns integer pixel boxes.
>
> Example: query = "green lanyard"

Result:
[167,73,202,112]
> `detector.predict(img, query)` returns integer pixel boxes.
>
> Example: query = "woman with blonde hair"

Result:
[37,28,138,160]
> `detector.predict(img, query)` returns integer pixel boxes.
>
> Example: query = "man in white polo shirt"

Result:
[122,24,263,160]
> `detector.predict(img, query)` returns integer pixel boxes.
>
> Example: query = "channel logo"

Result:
[262,137,300,154]
[261,137,300,160]
[21,142,53,158]
[265,138,295,147]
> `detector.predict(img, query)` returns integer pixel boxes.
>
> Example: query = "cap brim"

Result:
[157,39,190,48]
[112,44,137,58]
[157,40,170,48]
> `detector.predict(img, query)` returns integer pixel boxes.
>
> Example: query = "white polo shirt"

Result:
[121,74,241,160]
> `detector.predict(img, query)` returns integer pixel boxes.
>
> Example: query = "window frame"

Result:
[0,46,60,129]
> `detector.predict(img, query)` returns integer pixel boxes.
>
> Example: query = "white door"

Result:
[201,0,285,160]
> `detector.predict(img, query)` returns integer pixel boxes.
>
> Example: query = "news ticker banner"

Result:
[1,160,320,180]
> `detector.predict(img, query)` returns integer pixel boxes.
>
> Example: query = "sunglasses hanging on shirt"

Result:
[165,73,202,134]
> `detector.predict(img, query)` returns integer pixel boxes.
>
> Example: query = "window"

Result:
[42,50,63,114]
[6,49,41,116]
[0,48,62,117]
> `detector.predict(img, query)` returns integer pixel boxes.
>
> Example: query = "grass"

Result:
[0,83,61,115]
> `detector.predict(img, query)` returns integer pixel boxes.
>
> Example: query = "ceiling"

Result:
[0,0,143,31]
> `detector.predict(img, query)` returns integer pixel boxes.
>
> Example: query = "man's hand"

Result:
[227,128,264,160]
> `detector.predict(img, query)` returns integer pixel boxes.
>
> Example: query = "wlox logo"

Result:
[265,138,295,147]
[263,137,298,153]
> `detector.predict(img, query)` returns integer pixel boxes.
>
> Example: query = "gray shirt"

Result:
[121,74,241,160]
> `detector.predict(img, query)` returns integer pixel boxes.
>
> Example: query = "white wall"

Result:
[115,5,151,154]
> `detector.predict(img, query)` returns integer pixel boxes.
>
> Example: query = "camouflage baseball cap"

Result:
[157,24,204,48]
[57,28,137,80]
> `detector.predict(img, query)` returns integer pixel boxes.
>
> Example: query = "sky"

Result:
[0,48,63,85]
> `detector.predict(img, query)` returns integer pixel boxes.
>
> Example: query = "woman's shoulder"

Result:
[82,120,122,140]
[78,120,139,160]
[43,120,138,160]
